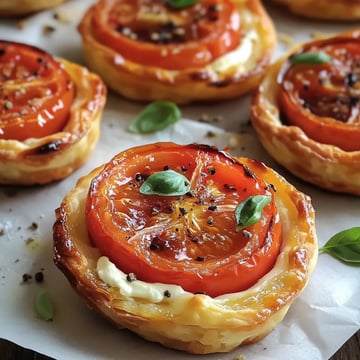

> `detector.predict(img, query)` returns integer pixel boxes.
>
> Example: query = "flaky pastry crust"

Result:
[78,0,276,104]
[53,152,317,354]
[250,33,360,195]
[0,0,67,16]
[271,0,360,21]
[0,59,106,185]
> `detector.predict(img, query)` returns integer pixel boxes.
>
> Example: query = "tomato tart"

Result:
[251,30,360,195]
[270,0,360,21]
[53,142,317,354]
[0,40,106,185]
[0,0,67,16]
[77,0,276,104]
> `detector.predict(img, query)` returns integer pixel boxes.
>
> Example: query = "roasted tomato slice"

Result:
[85,143,282,297]
[90,0,242,70]
[0,41,75,141]
[277,33,360,152]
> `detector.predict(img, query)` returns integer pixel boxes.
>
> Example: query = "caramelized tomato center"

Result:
[278,35,360,151]
[86,143,282,297]
[0,41,75,141]
[91,0,242,70]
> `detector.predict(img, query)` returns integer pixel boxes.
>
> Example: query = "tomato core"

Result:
[90,0,242,70]
[86,143,282,297]
[278,35,360,152]
[0,41,75,141]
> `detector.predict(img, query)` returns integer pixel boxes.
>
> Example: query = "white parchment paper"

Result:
[0,2,359,359]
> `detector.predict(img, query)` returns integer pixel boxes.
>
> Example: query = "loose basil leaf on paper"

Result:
[35,291,54,321]
[140,170,190,196]
[319,227,360,266]
[165,0,198,9]
[290,52,332,65]
[235,195,271,232]
[128,101,181,134]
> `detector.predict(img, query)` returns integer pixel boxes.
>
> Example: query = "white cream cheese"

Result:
[210,29,259,73]
[96,256,192,303]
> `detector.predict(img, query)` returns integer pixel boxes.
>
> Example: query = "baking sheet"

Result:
[0,1,359,359]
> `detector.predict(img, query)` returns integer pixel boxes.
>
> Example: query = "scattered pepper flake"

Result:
[126,272,137,282]
[29,222,38,231]
[22,273,32,282]
[206,130,217,138]
[35,271,44,283]
[163,290,171,298]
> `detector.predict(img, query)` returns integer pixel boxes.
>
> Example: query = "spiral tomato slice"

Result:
[85,143,282,297]
[90,0,242,70]
[278,33,360,152]
[0,41,75,141]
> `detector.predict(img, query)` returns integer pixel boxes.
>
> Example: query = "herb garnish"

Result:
[128,101,181,134]
[140,170,190,196]
[290,52,332,65]
[165,0,198,9]
[234,195,271,232]
[35,291,54,321]
[319,227,360,266]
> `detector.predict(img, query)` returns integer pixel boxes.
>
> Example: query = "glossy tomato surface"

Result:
[90,0,242,70]
[278,33,360,151]
[0,41,75,141]
[86,143,282,297]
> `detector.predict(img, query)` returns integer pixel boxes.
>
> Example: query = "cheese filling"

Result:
[97,256,193,303]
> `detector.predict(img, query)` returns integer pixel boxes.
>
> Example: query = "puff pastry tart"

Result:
[53,142,317,354]
[251,30,360,195]
[270,0,360,21]
[77,0,276,104]
[0,0,67,16]
[0,40,106,185]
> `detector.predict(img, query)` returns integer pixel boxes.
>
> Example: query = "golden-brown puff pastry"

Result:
[53,142,317,354]
[271,0,360,21]
[0,0,67,16]
[0,41,106,186]
[250,30,360,195]
[78,0,276,104]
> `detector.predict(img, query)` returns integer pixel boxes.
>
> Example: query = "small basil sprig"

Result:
[290,51,332,65]
[128,101,181,134]
[35,291,54,321]
[140,170,190,196]
[234,195,271,232]
[165,0,198,9]
[319,227,360,266]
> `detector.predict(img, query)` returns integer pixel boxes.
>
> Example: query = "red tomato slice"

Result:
[85,143,282,297]
[278,34,360,152]
[0,41,75,141]
[90,0,242,70]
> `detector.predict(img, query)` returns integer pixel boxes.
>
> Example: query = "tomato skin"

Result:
[0,41,75,141]
[86,143,282,297]
[90,0,242,70]
[277,34,360,152]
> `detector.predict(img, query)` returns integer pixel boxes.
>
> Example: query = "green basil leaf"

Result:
[128,101,181,134]
[35,291,54,321]
[319,227,360,266]
[235,195,271,232]
[140,170,190,196]
[290,52,332,65]
[165,0,198,9]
